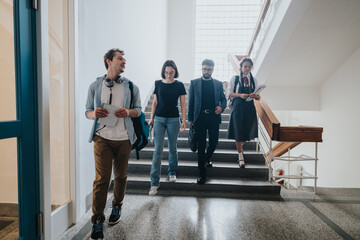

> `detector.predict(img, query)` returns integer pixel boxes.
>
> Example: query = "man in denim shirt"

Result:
[85,48,141,239]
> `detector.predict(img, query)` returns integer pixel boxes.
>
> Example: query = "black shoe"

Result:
[197,176,206,184]
[206,161,213,168]
[109,204,122,225]
[91,217,104,239]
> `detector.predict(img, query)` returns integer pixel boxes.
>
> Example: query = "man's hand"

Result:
[189,121,194,127]
[215,106,222,114]
[94,107,108,118]
[115,108,129,118]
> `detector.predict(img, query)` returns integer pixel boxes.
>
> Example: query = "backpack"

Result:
[129,81,149,159]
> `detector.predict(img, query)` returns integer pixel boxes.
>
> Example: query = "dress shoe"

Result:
[206,161,213,168]
[197,176,206,184]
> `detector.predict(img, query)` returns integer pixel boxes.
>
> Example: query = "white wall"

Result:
[318,47,360,188]
[273,48,360,188]
[77,0,167,217]
[167,0,195,82]
[262,85,320,111]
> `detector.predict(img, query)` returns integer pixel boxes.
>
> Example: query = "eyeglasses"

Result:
[202,68,213,72]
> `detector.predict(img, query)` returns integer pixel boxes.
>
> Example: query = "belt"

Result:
[202,109,215,114]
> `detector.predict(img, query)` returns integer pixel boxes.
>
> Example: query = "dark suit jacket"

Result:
[188,78,227,124]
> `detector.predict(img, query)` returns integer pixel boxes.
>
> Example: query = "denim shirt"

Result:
[85,75,142,144]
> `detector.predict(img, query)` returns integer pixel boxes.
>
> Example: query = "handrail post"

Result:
[269,140,273,181]
[315,142,318,194]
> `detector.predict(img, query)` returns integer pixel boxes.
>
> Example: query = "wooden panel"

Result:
[254,98,280,140]
[278,126,323,142]
[266,142,301,158]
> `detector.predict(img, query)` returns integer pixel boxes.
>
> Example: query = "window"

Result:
[194,0,264,81]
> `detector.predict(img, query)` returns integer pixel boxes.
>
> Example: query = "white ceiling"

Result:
[264,0,360,86]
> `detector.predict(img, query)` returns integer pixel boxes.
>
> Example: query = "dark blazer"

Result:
[188,78,227,123]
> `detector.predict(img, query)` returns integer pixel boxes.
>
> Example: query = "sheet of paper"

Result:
[97,103,119,127]
[246,84,266,101]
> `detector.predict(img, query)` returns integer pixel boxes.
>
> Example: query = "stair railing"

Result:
[228,53,323,193]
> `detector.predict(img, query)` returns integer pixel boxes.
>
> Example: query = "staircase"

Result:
[127,83,280,198]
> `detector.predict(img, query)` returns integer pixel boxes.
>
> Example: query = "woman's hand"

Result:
[149,118,154,128]
[180,120,186,132]
[249,93,260,100]
[239,93,249,99]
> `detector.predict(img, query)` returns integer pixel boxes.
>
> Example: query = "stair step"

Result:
[144,112,231,120]
[130,148,265,164]
[146,137,257,150]
[177,129,230,138]
[144,105,232,114]
[126,175,280,196]
[127,159,268,180]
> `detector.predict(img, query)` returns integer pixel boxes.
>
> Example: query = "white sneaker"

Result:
[148,186,159,196]
[169,175,177,183]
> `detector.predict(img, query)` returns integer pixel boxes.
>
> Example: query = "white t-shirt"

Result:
[96,81,129,141]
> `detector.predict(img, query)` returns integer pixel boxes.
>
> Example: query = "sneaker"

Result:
[91,216,104,239]
[169,175,177,182]
[149,186,159,196]
[108,204,121,225]
[238,159,245,168]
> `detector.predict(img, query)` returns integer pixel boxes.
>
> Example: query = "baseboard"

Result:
[0,203,18,217]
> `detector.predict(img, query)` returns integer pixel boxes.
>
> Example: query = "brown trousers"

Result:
[91,135,132,223]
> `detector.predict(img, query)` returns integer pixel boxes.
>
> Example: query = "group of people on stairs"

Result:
[85,48,261,239]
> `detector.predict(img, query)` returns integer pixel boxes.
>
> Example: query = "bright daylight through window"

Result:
[194,0,264,82]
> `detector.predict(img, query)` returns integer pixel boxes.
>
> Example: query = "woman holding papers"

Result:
[227,58,261,168]
[148,60,187,196]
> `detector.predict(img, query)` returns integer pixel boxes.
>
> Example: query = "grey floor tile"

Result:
[82,195,342,240]
[311,202,360,239]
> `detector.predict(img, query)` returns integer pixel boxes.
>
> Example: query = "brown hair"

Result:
[161,60,179,79]
[104,48,124,69]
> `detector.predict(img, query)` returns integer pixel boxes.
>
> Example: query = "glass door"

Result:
[0,0,40,239]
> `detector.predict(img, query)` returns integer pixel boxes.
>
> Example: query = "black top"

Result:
[154,80,186,118]
[201,79,215,110]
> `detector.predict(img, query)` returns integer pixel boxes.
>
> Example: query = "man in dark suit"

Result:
[188,59,227,184]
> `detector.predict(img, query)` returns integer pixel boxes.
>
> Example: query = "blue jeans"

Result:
[150,116,180,187]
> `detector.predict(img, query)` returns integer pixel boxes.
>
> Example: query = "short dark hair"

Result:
[240,57,253,68]
[161,60,179,79]
[104,48,124,69]
[202,59,215,67]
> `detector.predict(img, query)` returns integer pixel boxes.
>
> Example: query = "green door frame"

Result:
[0,0,40,239]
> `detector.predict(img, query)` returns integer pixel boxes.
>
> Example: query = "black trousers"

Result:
[195,113,220,176]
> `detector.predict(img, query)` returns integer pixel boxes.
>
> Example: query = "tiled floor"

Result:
[0,217,18,240]
[59,187,360,240]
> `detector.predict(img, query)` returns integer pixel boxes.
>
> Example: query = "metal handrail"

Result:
[246,0,271,57]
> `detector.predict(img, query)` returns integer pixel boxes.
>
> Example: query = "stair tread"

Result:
[127,174,276,186]
[135,147,261,155]
[128,159,267,169]
[161,137,255,143]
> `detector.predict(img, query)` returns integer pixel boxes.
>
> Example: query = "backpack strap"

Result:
[249,72,255,92]
[129,81,134,109]
[233,75,240,93]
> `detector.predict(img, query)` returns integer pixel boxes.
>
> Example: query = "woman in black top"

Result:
[227,58,260,168]
[148,60,187,196]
